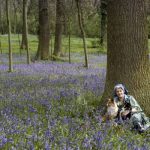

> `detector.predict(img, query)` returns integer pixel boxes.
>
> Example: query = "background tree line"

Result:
[1,0,150,62]
[0,0,101,37]
[1,0,150,37]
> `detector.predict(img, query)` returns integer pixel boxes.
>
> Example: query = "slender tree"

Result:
[53,0,64,60]
[0,39,2,54]
[24,0,30,64]
[76,0,88,68]
[20,0,29,50]
[6,0,13,72]
[64,0,74,63]
[36,0,50,60]
[101,0,150,115]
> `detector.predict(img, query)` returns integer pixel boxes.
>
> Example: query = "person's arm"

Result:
[129,96,142,113]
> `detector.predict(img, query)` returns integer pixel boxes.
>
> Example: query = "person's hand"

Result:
[131,108,138,113]
[121,110,130,116]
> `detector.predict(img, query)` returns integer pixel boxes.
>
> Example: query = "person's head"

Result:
[114,84,127,99]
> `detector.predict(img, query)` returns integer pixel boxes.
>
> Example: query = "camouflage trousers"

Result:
[131,112,150,130]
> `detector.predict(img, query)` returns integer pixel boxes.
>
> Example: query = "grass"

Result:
[0,34,107,55]
[0,35,150,149]
[0,52,149,149]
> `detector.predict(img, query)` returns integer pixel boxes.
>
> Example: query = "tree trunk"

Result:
[0,2,4,34]
[36,0,50,60]
[0,5,2,54]
[0,39,2,54]
[53,0,64,60]
[13,1,17,34]
[24,0,30,64]
[76,0,88,68]
[68,18,71,64]
[146,0,150,15]
[6,0,13,72]
[100,0,107,46]
[101,0,150,115]
[20,0,29,50]
[0,3,2,34]
[50,33,53,60]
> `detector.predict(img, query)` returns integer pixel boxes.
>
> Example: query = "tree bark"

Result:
[0,3,2,34]
[76,0,88,68]
[36,0,50,60]
[24,0,30,64]
[20,0,29,50]
[101,0,150,115]
[6,0,13,72]
[53,0,64,60]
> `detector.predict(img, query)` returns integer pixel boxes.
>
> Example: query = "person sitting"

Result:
[113,83,150,133]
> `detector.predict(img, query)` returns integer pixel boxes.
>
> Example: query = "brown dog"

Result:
[103,98,118,121]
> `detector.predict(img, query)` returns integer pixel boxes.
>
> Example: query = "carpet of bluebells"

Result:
[0,54,150,150]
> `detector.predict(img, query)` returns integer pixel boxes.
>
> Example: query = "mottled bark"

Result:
[146,0,150,15]
[101,0,150,115]
[36,0,50,60]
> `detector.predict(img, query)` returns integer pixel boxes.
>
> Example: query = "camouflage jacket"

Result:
[114,95,142,113]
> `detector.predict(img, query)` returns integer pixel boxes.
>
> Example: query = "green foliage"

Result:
[84,14,100,38]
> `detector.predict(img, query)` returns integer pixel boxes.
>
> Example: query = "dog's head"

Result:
[106,98,115,107]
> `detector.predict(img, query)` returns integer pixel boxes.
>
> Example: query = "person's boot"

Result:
[143,123,150,131]
[137,122,145,133]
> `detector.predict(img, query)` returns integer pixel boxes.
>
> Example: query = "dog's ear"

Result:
[106,98,111,106]
[111,98,114,103]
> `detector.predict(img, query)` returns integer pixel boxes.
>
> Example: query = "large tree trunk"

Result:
[53,0,64,59]
[6,0,13,72]
[36,0,50,60]
[20,0,29,50]
[0,2,2,34]
[76,0,88,68]
[101,0,150,115]
[146,0,150,15]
